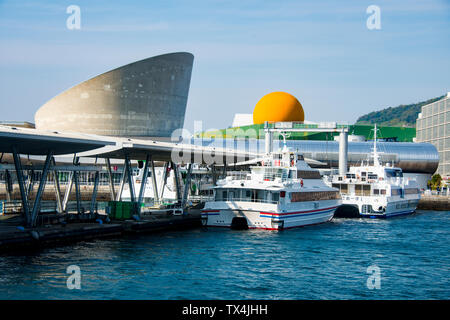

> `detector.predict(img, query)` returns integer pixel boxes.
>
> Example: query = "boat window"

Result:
[273,153,282,160]
[368,174,378,180]
[271,192,279,202]
[297,155,304,161]
[385,169,403,178]
[215,189,228,201]
[242,189,252,200]
[346,173,356,179]
[257,189,266,201]
[391,188,401,196]
[405,188,418,194]
[297,170,322,179]
[361,172,367,176]
[288,170,295,179]
[380,189,386,195]
[290,191,340,202]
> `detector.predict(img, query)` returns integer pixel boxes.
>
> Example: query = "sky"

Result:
[0,0,449,133]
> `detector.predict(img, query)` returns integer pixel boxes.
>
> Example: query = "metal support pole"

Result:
[26,169,34,201]
[12,146,30,226]
[30,150,53,227]
[264,121,273,154]
[106,158,116,201]
[172,162,181,203]
[138,155,150,204]
[5,169,12,201]
[159,162,169,200]
[52,157,63,214]
[125,154,135,203]
[62,171,74,212]
[150,158,159,205]
[90,170,100,214]
[182,163,193,208]
[116,161,127,202]
[73,170,81,214]
[212,165,217,186]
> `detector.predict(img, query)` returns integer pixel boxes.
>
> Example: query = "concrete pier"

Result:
[417,195,450,211]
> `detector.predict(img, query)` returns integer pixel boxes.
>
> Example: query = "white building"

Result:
[415,92,450,179]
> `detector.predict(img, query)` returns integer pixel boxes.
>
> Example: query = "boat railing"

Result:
[226,172,251,181]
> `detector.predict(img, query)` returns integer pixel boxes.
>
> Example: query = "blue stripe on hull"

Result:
[361,209,415,219]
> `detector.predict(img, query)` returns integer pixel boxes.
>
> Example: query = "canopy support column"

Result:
[182,163,193,209]
[172,162,181,204]
[62,171,73,213]
[12,146,30,226]
[106,158,116,201]
[116,160,127,202]
[52,157,63,214]
[90,170,100,214]
[30,150,53,227]
[124,154,135,203]
[150,158,159,205]
[137,154,150,216]
[159,162,169,200]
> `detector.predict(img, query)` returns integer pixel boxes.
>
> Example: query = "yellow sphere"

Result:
[253,91,304,124]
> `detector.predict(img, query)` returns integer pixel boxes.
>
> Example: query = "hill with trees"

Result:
[356,95,445,127]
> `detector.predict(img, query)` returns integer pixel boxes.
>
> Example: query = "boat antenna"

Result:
[280,131,290,152]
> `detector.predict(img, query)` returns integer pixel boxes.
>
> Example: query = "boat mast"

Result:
[373,124,380,167]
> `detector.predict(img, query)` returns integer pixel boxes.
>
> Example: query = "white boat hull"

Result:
[341,196,420,218]
[202,201,338,230]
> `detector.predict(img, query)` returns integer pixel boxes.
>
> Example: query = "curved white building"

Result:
[35,52,194,139]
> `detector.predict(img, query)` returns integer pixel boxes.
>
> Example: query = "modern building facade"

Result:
[35,52,194,139]
[416,92,450,178]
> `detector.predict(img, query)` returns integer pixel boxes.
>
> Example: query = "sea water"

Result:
[0,210,448,300]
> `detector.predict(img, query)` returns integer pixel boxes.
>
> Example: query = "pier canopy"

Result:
[0,126,257,165]
[0,125,115,155]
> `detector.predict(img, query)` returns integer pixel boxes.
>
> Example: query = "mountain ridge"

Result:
[355,95,445,127]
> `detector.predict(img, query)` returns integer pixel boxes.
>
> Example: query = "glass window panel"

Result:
[447,124,450,136]
[433,103,438,114]
[433,126,437,139]
[433,115,438,126]
[439,114,445,125]
[440,101,445,113]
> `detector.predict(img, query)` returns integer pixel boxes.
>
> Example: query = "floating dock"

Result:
[0,211,202,253]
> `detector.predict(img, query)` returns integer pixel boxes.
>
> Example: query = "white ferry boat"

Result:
[325,125,421,218]
[201,146,341,230]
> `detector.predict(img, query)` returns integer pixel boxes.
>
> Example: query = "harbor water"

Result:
[0,210,449,300]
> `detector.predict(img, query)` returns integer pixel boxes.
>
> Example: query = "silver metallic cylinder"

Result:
[338,130,348,176]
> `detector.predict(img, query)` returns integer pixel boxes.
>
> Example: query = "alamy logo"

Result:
[66,265,81,290]
[366,5,381,30]
[366,265,381,289]
[66,5,81,30]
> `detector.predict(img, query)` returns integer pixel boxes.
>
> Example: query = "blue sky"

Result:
[0,0,449,133]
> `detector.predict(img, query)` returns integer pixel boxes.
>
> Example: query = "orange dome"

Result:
[253,92,304,124]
